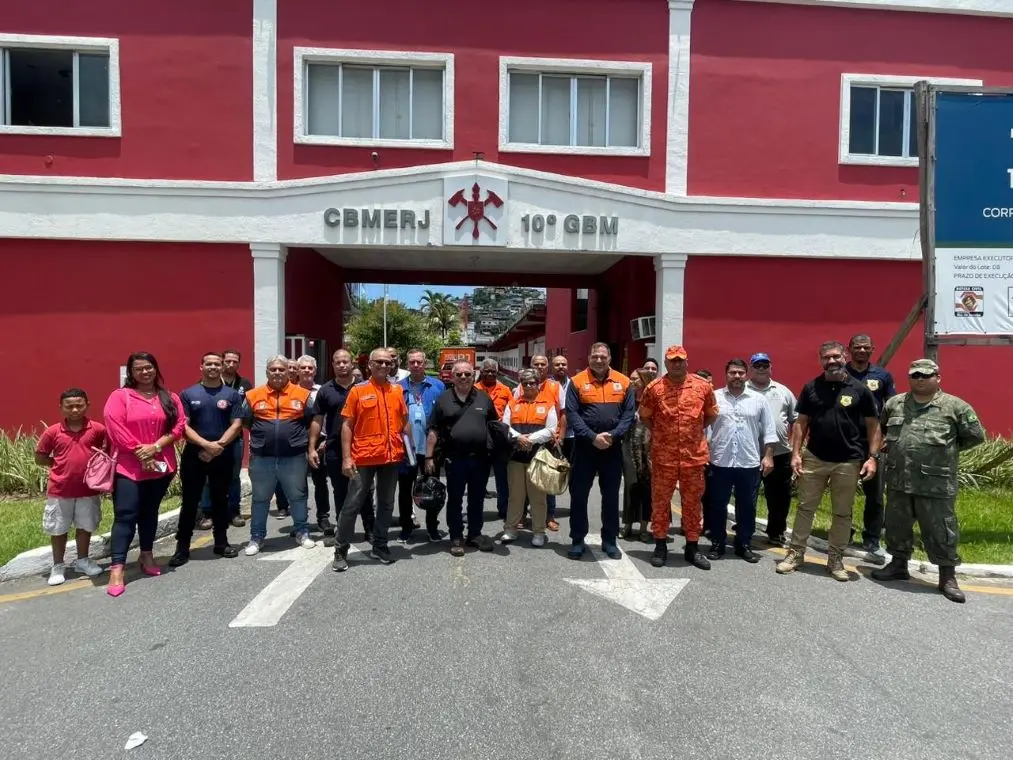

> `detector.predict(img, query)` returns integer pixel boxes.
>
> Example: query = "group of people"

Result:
[34,333,984,603]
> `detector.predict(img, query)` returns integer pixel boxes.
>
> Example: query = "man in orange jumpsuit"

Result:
[638,345,718,570]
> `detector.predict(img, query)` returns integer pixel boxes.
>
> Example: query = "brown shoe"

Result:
[450,539,465,557]
[827,550,849,582]
[547,520,560,532]
[776,547,805,574]
[939,566,966,603]
[197,516,213,530]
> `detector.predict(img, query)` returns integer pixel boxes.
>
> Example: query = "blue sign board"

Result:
[934,92,1013,246]
[933,91,1013,336]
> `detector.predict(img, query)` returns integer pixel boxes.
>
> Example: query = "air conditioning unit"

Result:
[630,316,656,341]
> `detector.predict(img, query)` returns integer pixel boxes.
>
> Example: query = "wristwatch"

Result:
[154,443,163,453]
[868,453,880,461]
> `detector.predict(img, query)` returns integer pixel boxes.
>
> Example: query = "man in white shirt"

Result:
[705,358,777,563]
[746,352,798,545]
[386,347,411,383]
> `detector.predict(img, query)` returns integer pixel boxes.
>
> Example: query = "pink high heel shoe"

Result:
[107,564,126,597]
[139,552,161,577]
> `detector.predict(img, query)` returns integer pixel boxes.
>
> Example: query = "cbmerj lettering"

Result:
[323,208,431,230]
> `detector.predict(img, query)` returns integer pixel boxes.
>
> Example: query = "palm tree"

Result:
[420,290,460,340]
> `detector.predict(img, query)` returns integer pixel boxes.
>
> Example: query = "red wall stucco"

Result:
[285,248,345,364]
[688,0,1013,201]
[0,240,252,433]
[0,1,252,180]
[278,0,667,190]
[545,287,596,364]
[682,255,1008,434]
[595,256,655,373]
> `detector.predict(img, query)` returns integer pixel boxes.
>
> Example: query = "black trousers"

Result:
[861,466,885,546]
[445,455,491,540]
[325,449,374,532]
[398,461,439,532]
[177,445,235,549]
[757,451,793,539]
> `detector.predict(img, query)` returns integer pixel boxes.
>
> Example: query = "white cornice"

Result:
[732,0,1013,18]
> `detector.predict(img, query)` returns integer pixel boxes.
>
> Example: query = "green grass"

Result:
[757,489,1013,565]
[0,496,181,566]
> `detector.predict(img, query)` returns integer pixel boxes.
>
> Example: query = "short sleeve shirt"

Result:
[312,379,357,446]
[796,375,877,462]
[180,383,245,442]
[36,419,107,498]
[638,374,718,467]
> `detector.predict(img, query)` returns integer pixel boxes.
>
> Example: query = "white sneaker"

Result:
[244,540,262,556]
[72,557,104,577]
[296,532,316,549]
[48,564,66,586]
[531,533,548,547]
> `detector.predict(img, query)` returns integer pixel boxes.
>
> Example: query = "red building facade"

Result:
[0,0,1010,432]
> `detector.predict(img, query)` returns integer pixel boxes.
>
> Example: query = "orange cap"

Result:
[665,345,688,360]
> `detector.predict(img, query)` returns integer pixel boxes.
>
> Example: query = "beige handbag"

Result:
[526,445,571,496]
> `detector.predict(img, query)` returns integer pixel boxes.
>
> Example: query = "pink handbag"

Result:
[84,447,117,494]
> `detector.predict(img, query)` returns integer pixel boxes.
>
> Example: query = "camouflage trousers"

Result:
[884,488,961,567]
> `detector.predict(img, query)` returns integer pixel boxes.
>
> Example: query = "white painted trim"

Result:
[733,0,1013,18]
[292,47,454,150]
[251,242,287,379]
[253,0,277,182]
[838,73,983,167]
[0,34,121,137]
[498,56,652,157]
[665,0,694,195]
[655,253,688,349]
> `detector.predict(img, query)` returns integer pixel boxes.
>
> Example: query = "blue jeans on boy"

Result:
[249,454,309,542]
[200,438,243,518]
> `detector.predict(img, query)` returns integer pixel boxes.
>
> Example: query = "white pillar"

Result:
[253,0,278,182]
[666,0,695,196]
[251,243,287,376]
[654,253,688,351]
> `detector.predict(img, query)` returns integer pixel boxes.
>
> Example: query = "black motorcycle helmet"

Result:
[412,475,447,512]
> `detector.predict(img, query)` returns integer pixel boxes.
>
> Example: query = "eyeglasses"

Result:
[454,372,474,378]
[371,359,392,366]
[910,372,936,380]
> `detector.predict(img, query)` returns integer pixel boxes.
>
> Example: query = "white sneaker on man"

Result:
[48,564,66,586]
[244,540,262,556]
[295,533,316,549]
[72,557,104,577]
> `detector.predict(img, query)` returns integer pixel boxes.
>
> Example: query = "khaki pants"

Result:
[505,460,548,534]
[789,452,860,553]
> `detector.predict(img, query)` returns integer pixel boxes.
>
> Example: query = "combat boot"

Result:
[826,549,849,582]
[871,556,910,582]
[775,547,804,574]
[938,566,966,604]
[650,540,667,568]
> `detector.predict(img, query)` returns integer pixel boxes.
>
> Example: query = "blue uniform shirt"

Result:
[398,375,445,455]
[846,364,896,413]
[180,383,245,442]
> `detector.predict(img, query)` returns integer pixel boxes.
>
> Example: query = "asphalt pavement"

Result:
[1,485,1011,760]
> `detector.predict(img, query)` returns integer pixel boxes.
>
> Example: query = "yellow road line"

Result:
[767,546,1013,596]
[0,534,214,605]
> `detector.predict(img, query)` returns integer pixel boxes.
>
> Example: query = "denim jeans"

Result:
[200,437,243,518]
[705,465,762,550]
[111,474,174,565]
[249,454,309,542]
[568,442,622,545]
[325,449,374,534]
[336,464,398,550]
[445,455,491,541]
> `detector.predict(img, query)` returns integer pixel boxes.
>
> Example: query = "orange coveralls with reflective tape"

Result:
[638,374,718,541]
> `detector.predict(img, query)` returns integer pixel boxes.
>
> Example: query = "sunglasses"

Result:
[371,359,392,366]
[521,380,538,386]
[910,372,936,380]
[454,372,474,378]
[751,363,770,369]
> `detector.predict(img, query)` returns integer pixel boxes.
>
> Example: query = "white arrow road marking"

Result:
[564,536,689,621]
[229,544,357,628]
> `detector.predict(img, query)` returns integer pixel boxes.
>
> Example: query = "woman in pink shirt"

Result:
[103,352,186,597]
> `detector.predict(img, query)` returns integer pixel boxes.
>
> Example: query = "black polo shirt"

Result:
[224,375,253,394]
[796,375,877,463]
[428,387,497,459]
[312,378,358,447]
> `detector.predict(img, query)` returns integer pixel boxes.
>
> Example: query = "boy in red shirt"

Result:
[35,388,108,586]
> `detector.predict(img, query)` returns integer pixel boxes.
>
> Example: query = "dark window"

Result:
[3,48,110,128]
[572,289,589,332]
[847,84,917,160]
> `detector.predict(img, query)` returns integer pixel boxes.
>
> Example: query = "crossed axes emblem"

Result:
[448,183,504,240]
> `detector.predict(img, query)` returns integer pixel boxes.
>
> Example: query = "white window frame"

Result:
[839,73,983,167]
[293,47,454,149]
[498,56,652,157]
[0,33,120,138]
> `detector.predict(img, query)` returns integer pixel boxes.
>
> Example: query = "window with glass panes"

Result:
[305,63,444,141]
[507,72,640,148]
[847,85,918,159]
[0,47,110,128]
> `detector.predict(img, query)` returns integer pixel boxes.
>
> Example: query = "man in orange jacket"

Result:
[332,347,411,572]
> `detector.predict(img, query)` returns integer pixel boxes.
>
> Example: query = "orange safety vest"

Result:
[507,396,552,463]
[341,378,408,466]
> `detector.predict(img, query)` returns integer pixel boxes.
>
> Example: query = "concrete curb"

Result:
[723,503,1013,580]
[0,470,252,583]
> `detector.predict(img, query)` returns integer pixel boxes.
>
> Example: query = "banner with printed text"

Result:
[933,92,1013,335]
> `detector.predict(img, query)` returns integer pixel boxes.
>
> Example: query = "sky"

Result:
[355,284,475,307]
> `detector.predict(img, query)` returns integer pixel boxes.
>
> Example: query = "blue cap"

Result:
[749,352,771,365]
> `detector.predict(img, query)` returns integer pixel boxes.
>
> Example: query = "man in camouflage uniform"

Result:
[871,359,985,603]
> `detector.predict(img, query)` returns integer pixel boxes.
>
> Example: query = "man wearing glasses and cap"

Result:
[746,352,798,545]
[638,345,718,570]
[871,359,984,603]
